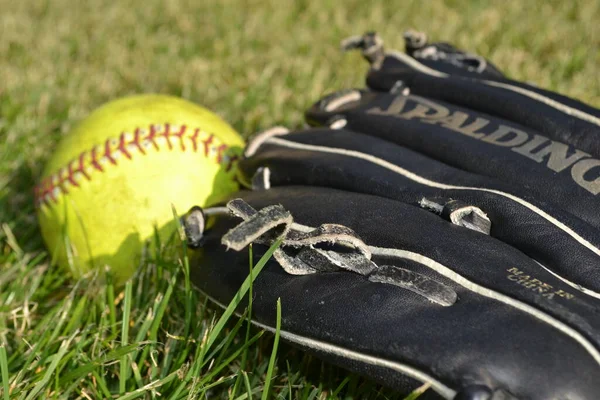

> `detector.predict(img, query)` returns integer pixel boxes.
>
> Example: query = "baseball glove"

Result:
[186,31,600,399]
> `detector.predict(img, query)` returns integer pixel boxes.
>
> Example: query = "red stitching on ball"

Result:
[190,128,200,152]
[163,123,172,150]
[216,144,228,163]
[67,163,79,187]
[118,133,132,160]
[42,178,54,203]
[41,180,51,204]
[131,128,146,155]
[147,125,159,151]
[55,172,69,196]
[91,147,104,172]
[33,123,233,207]
[35,176,54,206]
[175,125,187,151]
[202,134,214,157]
[103,139,117,165]
[77,152,91,181]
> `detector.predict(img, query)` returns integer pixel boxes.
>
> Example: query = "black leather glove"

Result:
[186,31,600,399]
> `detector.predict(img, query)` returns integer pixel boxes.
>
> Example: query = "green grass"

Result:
[1,0,599,398]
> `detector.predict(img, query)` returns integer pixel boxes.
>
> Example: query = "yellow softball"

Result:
[35,94,244,284]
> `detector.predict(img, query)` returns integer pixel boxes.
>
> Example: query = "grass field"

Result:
[1,0,599,398]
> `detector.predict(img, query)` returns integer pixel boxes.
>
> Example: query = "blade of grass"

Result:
[91,370,112,400]
[63,294,87,334]
[120,280,133,394]
[0,345,9,400]
[203,239,281,356]
[243,243,254,361]
[171,297,211,372]
[261,297,281,400]
[229,243,255,399]
[106,273,118,338]
[169,239,281,400]
[54,328,93,394]
[196,374,237,396]
[332,375,351,397]
[172,206,194,339]
[206,309,248,368]
[243,371,253,400]
[58,343,143,384]
[305,387,320,400]
[23,330,78,400]
[232,386,263,400]
[118,369,180,400]
[403,382,431,400]
[136,275,176,374]
[198,330,264,386]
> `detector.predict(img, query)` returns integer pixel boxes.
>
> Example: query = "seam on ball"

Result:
[34,123,238,207]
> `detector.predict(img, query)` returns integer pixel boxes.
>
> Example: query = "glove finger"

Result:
[347,33,600,157]
[305,89,599,227]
